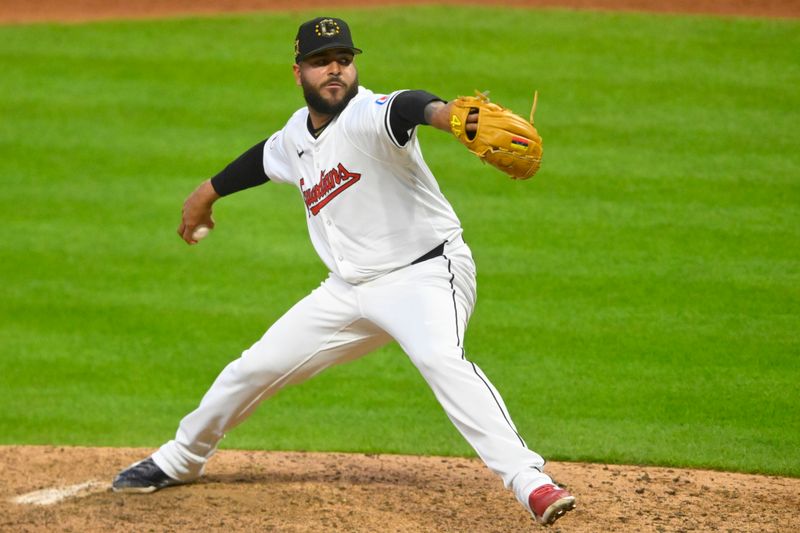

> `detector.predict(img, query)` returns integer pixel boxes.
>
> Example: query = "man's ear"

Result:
[293,64,302,86]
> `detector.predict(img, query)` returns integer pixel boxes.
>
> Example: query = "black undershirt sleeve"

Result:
[209,140,270,197]
[209,92,441,195]
[389,90,444,146]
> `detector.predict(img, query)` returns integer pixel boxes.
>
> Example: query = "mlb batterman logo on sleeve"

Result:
[294,16,363,63]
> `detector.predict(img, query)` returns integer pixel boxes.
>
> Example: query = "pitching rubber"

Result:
[111,484,160,494]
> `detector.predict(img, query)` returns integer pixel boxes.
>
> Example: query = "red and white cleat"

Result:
[529,483,576,526]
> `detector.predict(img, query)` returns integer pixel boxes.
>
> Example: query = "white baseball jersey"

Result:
[262,87,463,283]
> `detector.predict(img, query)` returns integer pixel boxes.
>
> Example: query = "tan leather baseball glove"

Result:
[449,91,542,180]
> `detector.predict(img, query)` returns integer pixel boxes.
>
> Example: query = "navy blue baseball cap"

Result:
[294,17,362,64]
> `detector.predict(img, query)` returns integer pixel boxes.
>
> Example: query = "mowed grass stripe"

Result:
[0,7,798,476]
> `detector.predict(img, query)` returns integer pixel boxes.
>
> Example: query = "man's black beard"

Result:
[302,75,359,116]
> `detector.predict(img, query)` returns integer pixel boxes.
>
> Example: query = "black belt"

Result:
[411,242,445,265]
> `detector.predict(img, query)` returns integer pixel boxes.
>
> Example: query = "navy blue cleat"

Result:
[112,457,183,493]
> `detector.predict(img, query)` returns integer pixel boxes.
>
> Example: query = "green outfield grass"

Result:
[1,7,798,477]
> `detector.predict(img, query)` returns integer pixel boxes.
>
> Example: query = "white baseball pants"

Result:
[153,238,552,508]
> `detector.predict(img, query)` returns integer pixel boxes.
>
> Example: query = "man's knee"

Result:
[408,344,465,377]
[233,347,294,386]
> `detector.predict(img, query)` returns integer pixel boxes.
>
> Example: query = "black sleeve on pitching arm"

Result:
[209,140,270,197]
[389,90,444,146]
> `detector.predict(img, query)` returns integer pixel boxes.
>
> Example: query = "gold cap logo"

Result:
[315,19,341,37]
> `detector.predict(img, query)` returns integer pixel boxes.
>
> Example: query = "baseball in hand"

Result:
[192,225,211,241]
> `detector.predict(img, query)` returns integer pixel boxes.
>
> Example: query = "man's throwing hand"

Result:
[178,180,219,244]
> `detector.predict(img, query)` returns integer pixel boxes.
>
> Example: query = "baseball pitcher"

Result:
[112,16,574,527]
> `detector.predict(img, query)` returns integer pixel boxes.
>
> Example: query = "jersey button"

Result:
[337,255,344,261]
[326,220,332,226]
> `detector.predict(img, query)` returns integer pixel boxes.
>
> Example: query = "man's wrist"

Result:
[425,101,453,132]
[195,179,221,205]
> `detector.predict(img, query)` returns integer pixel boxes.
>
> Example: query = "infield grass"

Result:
[1,7,798,477]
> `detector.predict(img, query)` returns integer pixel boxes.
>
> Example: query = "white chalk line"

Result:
[12,480,109,506]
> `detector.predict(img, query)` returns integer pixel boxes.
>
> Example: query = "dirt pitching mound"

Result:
[2,446,799,532]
